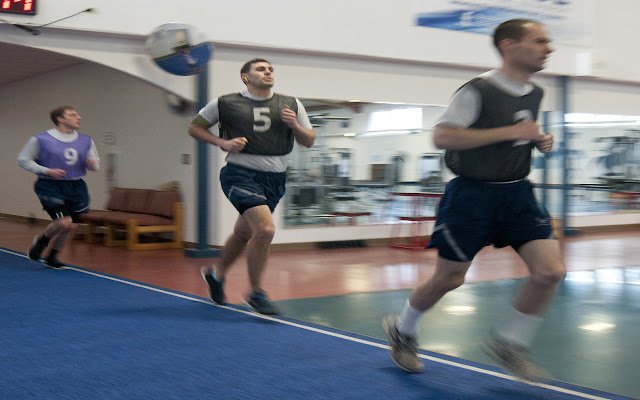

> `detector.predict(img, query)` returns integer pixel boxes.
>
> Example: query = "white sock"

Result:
[397,300,423,336]
[495,308,542,347]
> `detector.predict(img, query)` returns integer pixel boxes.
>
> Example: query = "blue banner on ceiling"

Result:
[413,0,592,46]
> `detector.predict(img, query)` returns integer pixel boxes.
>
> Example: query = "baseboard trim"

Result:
[0,213,48,226]
[3,213,638,251]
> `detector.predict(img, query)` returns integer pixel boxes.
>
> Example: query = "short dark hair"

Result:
[240,58,271,74]
[493,18,540,53]
[49,106,75,125]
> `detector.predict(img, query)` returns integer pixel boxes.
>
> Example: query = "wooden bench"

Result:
[81,187,183,250]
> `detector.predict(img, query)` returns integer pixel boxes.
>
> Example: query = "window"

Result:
[366,107,423,136]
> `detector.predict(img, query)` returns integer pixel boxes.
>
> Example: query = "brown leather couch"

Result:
[81,187,183,250]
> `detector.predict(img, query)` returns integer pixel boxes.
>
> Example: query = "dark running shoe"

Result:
[383,315,424,373]
[201,267,226,305]
[481,330,550,382]
[28,235,49,261]
[244,290,279,316]
[44,256,67,270]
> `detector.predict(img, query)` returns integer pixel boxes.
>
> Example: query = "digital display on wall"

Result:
[1,0,36,15]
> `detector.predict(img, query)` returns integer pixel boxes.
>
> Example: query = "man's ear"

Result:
[498,38,515,54]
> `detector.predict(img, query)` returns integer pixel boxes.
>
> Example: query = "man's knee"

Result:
[531,262,566,286]
[433,258,471,292]
[439,272,466,291]
[253,224,275,241]
[234,226,252,242]
[54,216,75,232]
[519,239,566,286]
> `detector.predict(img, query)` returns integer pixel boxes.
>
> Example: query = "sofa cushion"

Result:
[124,189,152,214]
[98,212,173,226]
[106,188,129,211]
[81,210,116,223]
[146,190,181,218]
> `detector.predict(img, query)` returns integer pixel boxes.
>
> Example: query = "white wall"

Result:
[207,47,590,244]
[1,43,485,245]
[3,43,639,245]
[0,27,195,100]
[2,1,640,245]
[570,79,640,115]
[1,62,197,240]
[208,47,488,244]
[4,0,640,82]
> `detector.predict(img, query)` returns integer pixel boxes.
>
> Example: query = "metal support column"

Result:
[540,111,550,210]
[185,66,221,258]
[559,75,579,236]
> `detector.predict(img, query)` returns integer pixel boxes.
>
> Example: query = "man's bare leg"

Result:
[240,205,275,292]
[215,216,252,279]
[483,239,566,382]
[384,257,472,372]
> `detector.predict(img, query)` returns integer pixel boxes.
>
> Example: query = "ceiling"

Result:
[0,42,359,104]
[0,41,85,85]
[0,41,400,118]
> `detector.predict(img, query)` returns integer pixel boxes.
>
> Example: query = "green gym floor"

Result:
[277,268,640,399]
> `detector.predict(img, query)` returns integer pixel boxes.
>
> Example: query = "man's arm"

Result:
[86,139,100,171]
[281,99,316,148]
[17,136,66,178]
[290,123,316,148]
[17,137,48,175]
[188,115,223,146]
[188,115,248,153]
[433,122,543,150]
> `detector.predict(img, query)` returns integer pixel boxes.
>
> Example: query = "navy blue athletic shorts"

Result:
[34,178,90,223]
[219,164,286,214]
[427,176,554,262]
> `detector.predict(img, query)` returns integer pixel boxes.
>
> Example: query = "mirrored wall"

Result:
[283,99,640,227]
[531,112,640,217]
[285,100,447,227]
